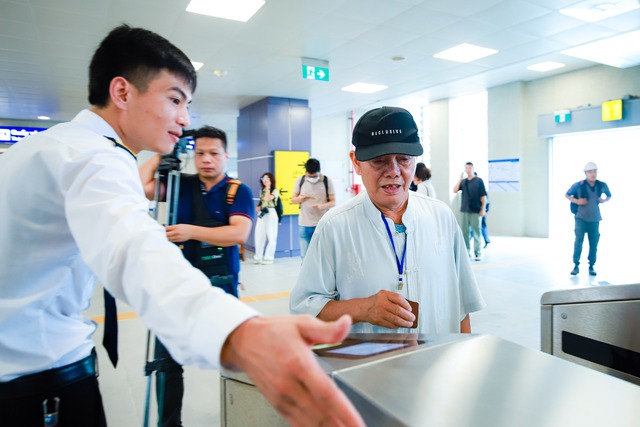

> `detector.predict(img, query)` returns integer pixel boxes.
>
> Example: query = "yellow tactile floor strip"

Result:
[91,261,522,324]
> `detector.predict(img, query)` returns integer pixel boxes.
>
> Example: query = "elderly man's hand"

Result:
[365,290,415,329]
[221,315,365,427]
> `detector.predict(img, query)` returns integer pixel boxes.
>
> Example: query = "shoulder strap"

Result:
[226,178,241,205]
[185,174,212,222]
[323,175,329,202]
[297,175,305,194]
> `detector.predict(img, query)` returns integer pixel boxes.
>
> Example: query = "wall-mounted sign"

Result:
[302,57,329,82]
[274,150,309,216]
[554,109,571,123]
[0,126,46,144]
[602,99,623,122]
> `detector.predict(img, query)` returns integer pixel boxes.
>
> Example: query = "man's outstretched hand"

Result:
[221,315,365,427]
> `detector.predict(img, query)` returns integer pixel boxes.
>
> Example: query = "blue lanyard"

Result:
[381,212,407,290]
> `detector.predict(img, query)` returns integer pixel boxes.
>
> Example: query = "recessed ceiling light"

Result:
[560,0,639,23]
[37,115,50,120]
[191,61,204,71]
[433,43,498,63]
[526,61,566,72]
[212,69,228,78]
[561,29,640,68]
[341,82,388,94]
[186,0,266,22]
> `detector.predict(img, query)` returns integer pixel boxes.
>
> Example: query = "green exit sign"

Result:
[302,65,329,82]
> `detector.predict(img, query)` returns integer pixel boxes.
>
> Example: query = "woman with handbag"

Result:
[254,173,280,264]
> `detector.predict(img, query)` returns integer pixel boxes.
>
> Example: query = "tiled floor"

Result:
[87,235,639,426]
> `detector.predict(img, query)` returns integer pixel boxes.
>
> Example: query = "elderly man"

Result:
[290,106,485,335]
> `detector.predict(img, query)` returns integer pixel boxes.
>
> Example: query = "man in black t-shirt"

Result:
[453,162,487,261]
[565,162,612,276]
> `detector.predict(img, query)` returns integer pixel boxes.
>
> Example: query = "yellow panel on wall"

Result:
[274,151,309,216]
[602,99,623,122]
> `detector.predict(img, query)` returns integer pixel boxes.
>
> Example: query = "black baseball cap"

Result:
[352,106,423,161]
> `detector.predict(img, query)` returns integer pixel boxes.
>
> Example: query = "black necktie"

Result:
[103,289,119,367]
[100,136,134,368]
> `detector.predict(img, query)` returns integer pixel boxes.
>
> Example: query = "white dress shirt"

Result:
[290,190,485,334]
[0,110,258,381]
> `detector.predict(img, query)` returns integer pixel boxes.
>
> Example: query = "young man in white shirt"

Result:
[0,24,362,427]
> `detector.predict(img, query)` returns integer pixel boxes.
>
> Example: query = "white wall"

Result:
[309,64,640,237]
[310,112,356,208]
[519,64,640,237]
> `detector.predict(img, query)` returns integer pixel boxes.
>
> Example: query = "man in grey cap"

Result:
[566,162,612,276]
[290,107,485,335]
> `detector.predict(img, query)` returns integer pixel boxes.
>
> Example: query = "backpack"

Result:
[297,175,329,202]
[275,192,284,223]
[569,180,601,214]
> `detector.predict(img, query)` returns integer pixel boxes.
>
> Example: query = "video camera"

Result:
[157,129,195,173]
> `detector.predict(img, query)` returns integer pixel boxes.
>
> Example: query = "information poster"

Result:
[274,151,309,216]
[488,158,520,192]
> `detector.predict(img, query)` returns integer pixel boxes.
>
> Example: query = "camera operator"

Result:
[139,125,254,426]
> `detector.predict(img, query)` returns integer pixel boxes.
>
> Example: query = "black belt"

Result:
[0,350,97,399]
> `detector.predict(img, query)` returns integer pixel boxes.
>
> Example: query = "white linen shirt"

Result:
[290,190,485,334]
[0,110,258,381]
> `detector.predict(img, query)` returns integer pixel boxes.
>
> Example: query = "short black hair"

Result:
[305,158,321,174]
[415,162,431,181]
[193,126,227,151]
[88,24,197,107]
[465,162,474,167]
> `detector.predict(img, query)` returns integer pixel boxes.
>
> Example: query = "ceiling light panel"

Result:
[186,0,266,23]
[433,43,499,63]
[559,0,640,23]
[526,61,566,72]
[561,29,640,68]
[341,83,388,94]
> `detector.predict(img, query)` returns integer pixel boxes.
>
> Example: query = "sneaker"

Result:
[570,266,579,275]
[589,266,597,276]
[483,242,490,249]
[253,258,261,264]
[261,258,274,265]
[474,256,481,261]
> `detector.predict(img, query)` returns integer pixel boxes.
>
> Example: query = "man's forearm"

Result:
[318,299,368,324]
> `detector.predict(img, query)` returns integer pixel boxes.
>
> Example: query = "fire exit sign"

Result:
[302,64,329,82]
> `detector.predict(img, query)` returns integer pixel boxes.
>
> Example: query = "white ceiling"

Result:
[1,0,639,132]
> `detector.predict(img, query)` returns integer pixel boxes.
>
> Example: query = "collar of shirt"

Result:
[72,109,120,143]
[362,191,415,234]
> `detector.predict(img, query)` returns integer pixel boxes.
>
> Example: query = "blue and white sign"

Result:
[0,126,46,144]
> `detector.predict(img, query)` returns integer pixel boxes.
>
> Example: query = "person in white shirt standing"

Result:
[254,172,280,264]
[413,162,437,199]
[0,24,363,427]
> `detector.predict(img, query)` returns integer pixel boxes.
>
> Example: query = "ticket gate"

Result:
[220,333,640,427]
[541,283,640,385]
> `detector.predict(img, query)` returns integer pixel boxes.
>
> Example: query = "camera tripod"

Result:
[142,159,181,427]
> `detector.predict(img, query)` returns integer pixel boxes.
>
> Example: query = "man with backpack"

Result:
[140,125,254,426]
[291,158,335,259]
[565,162,612,276]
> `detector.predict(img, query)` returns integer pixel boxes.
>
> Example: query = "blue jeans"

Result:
[299,225,316,259]
[573,218,600,267]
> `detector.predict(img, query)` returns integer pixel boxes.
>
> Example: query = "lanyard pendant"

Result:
[43,397,60,427]
[397,275,404,290]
